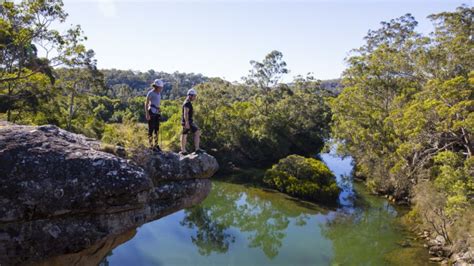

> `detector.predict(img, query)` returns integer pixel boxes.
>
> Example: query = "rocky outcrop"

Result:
[0,123,151,223]
[138,150,220,183]
[418,230,474,266]
[0,122,218,265]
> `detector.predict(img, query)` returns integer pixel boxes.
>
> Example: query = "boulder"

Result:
[0,123,218,265]
[137,150,219,184]
[0,123,152,223]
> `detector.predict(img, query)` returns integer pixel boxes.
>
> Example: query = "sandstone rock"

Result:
[461,250,474,262]
[454,261,471,266]
[0,123,152,223]
[429,257,444,262]
[0,123,218,265]
[435,235,446,246]
[138,149,219,184]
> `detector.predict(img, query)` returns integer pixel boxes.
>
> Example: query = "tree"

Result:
[330,6,473,248]
[0,0,91,121]
[55,50,104,132]
[425,5,474,80]
[244,50,289,91]
[330,13,427,195]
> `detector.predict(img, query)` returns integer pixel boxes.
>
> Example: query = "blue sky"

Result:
[61,0,470,82]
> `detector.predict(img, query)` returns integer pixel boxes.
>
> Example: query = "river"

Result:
[101,150,430,265]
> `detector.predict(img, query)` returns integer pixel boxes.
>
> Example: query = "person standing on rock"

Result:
[145,79,163,152]
[180,88,205,155]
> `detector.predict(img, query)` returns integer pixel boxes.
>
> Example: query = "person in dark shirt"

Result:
[145,79,163,151]
[180,88,204,155]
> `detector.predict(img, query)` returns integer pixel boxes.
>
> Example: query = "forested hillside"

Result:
[330,6,473,252]
[102,69,208,100]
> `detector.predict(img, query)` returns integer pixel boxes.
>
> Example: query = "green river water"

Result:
[102,152,431,266]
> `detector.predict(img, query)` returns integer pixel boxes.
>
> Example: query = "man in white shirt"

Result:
[145,79,163,151]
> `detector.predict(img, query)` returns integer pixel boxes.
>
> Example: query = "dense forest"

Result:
[330,6,473,252]
[0,0,472,261]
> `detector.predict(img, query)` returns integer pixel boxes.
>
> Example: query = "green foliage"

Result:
[193,77,331,167]
[330,6,473,247]
[101,120,148,149]
[158,100,183,150]
[244,50,289,90]
[263,155,340,203]
[0,0,94,121]
[102,69,208,100]
[432,151,474,216]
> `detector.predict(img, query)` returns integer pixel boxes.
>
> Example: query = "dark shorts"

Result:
[148,110,160,135]
[182,122,199,134]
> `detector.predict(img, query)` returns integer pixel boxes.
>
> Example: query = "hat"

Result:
[187,88,197,95]
[152,79,164,87]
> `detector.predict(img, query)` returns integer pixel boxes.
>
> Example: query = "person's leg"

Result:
[153,116,160,149]
[181,125,188,153]
[148,117,154,148]
[180,133,187,152]
[194,129,201,151]
[191,124,204,153]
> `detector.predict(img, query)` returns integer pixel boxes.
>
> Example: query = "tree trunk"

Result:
[67,91,75,131]
[6,83,12,122]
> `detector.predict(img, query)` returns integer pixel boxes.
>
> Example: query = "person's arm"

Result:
[145,97,150,121]
[183,106,190,128]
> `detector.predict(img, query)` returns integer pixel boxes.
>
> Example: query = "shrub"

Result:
[263,155,340,203]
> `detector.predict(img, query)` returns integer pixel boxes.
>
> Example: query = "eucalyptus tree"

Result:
[244,50,289,91]
[0,0,92,121]
[330,6,473,245]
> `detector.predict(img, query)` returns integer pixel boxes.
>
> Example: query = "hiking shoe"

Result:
[194,148,206,154]
[179,151,189,156]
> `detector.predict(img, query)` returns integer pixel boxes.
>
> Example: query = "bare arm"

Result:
[145,97,150,120]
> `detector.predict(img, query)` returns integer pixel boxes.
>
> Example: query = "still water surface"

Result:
[103,152,429,265]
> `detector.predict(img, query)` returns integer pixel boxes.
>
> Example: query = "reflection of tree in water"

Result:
[235,195,289,258]
[182,182,327,259]
[181,206,236,256]
[320,194,403,265]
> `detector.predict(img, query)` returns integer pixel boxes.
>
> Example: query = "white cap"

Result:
[152,79,164,87]
[187,88,197,95]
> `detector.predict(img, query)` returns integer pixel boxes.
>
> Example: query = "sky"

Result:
[59,0,470,82]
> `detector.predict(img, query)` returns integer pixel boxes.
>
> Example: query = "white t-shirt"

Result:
[147,89,161,114]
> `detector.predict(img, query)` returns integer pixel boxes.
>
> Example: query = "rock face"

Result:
[139,150,220,183]
[0,123,152,223]
[0,122,218,265]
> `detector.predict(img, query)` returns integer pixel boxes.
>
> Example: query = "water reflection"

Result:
[180,206,236,255]
[30,229,136,266]
[105,150,429,265]
[181,182,329,259]
[321,183,404,265]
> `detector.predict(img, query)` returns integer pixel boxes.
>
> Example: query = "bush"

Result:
[101,120,148,149]
[263,155,340,203]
